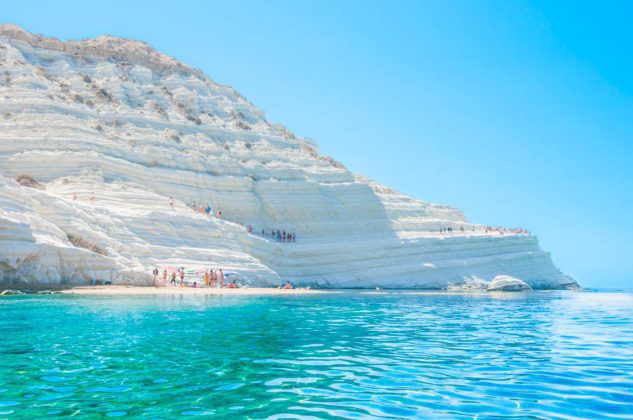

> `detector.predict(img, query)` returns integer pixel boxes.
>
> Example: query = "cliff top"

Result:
[0,23,205,79]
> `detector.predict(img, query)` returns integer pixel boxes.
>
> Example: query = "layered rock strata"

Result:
[0,25,577,289]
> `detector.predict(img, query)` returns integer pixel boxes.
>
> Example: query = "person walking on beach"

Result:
[169,196,174,208]
[180,269,185,287]
[162,269,167,287]
[152,268,158,287]
[89,192,95,205]
[219,269,224,288]
[72,192,77,202]
[204,270,210,288]
[170,272,176,285]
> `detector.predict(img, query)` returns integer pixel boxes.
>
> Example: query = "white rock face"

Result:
[486,275,532,292]
[0,25,578,289]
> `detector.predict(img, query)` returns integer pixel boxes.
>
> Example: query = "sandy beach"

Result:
[58,285,333,296]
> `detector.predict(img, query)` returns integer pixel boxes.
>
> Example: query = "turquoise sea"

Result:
[1,290,632,419]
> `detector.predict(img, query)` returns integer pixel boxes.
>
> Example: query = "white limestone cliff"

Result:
[0,25,578,289]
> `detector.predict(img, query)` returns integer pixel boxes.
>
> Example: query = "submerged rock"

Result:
[486,275,532,292]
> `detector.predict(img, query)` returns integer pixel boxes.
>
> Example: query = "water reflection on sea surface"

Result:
[0,290,632,418]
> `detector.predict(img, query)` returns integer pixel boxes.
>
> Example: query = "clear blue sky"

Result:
[3,0,632,288]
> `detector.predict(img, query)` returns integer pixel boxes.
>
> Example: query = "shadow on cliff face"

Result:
[252,180,399,242]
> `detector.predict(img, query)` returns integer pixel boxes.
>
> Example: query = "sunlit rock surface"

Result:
[0,25,578,288]
[486,275,533,292]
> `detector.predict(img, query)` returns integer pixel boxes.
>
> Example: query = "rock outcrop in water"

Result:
[486,275,533,292]
[0,25,578,289]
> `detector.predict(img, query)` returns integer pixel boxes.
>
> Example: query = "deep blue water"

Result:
[0,290,632,418]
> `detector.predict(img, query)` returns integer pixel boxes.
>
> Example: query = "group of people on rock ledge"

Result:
[169,196,298,243]
[254,226,296,243]
[440,226,472,234]
[485,226,530,235]
[439,225,530,235]
[170,197,224,219]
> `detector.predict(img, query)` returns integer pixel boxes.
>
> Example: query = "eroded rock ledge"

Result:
[0,25,578,289]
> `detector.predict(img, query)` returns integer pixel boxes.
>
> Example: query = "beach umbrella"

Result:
[185,268,197,275]
[162,265,178,273]
[196,267,208,274]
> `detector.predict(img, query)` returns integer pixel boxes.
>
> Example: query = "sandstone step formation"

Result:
[0,25,578,289]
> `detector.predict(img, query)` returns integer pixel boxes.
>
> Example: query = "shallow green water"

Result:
[1,291,632,418]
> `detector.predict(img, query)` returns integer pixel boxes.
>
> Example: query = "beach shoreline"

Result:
[55,285,333,296]
[0,285,582,297]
